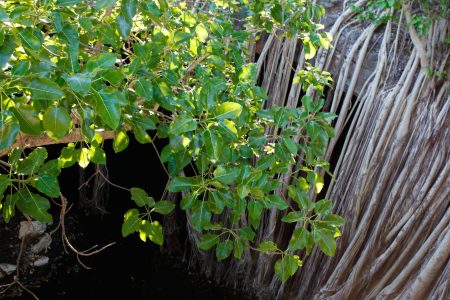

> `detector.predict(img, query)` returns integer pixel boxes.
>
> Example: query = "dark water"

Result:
[3,138,252,299]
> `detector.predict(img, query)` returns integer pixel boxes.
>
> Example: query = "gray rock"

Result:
[31,233,52,254]
[32,256,49,267]
[0,263,16,279]
[19,221,46,239]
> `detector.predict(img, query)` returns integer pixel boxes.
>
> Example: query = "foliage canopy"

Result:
[0,0,341,282]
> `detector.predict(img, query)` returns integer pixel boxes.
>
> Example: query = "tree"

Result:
[179,0,449,299]
[0,0,343,296]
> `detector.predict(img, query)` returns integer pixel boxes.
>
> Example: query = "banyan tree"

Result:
[176,1,450,299]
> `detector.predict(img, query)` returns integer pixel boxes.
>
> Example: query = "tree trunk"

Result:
[182,1,450,299]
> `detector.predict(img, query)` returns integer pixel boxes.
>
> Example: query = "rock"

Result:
[19,221,47,239]
[32,256,49,267]
[0,263,16,279]
[31,233,52,254]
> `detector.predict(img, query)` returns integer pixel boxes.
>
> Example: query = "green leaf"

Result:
[274,255,302,282]
[34,175,60,198]
[0,175,12,199]
[17,148,48,175]
[140,220,164,245]
[301,96,314,113]
[0,112,20,151]
[153,200,175,215]
[314,199,332,216]
[15,189,52,223]
[11,105,42,135]
[56,0,81,5]
[86,53,116,72]
[135,78,153,101]
[11,61,30,76]
[215,102,242,120]
[88,146,106,164]
[288,227,309,251]
[195,24,208,42]
[18,28,43,52]
[117,14,132,39]
[91,90,121,129]
[256,155,276,170]
[283,138,298,155]
[180,194,195,210]
[113,131,129,153]
[122,208,141,237]
[203,130,221,161]
[0,35,15,68]
[169,115,198,135]
[248,200,264,229]
[94,0,117,10]
[67,74,91,96]
[167,176,198,192]
[43,106,71,140]
[130,187,155,207]
[265,195,288,210]
[257,241,278,254]
[236,184,250,199]
[216,239,233,261]
[190,200,211,231]
[321,214,345,226]
[3,194,16,223]
[213,165,239,185]
[28,78,65,101]
[78,147,90,168]
[58,144,79,168]
[306,121,321,141]
[197,233,220,250]
[281,211,303,223]
[313,228,336,256]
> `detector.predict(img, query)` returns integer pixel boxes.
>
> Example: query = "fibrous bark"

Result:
[181,1,450,299]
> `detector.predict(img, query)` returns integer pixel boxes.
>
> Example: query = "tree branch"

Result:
[402,3,429,71]
[0,130,116,158]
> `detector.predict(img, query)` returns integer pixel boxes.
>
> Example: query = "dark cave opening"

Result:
[1,136,251,300]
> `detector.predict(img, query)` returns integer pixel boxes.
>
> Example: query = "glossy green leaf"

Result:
[216,239,233,261]
[12,105,42,136]
[215,102,242,120]
[195,24,208,42]
[91,90,121,129]
[314,199,332,216]
[43,106,71,140]
[314,228,336,257]
[190,200,211,231]
[180,194,195,210]
[281,211,303,223]
[0,112,20,151]
[213,165,239,184]
[58,144,79,168]
[288,227,309,251]
[0,175,12,200]
[28,78,65,101]
[88,146,106,164]
[18,28,43,52]
[321,214,346,226]
[167,176,197,192]
[113,130,129,153]
[257,241,278,254]
[130,187,155,207]
[248,200,263,229]
[15,189,52,223]
[122,208,141,237]
[86,53,117,72]
[203,130,221,161]
[265,195,288,210]
[197,233,220,250]
[34,175,61,198]
[11,61,30,76]
[135,78,153,101]
[0,35,15,68]
[169,115,197,135]
[56,0,81,5]
[17,148,48,175]
[140,220,164,245]
[274,254,302,282]
[153,200,175,215]
[67,74,91,96]
[117,14,132,39]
